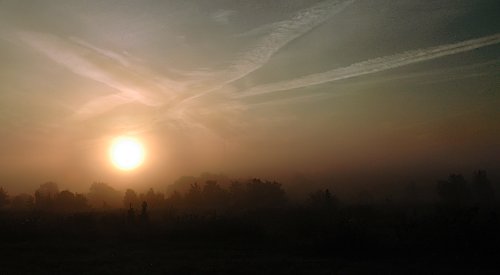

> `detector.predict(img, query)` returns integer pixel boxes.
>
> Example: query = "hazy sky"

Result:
[0,0,499,193]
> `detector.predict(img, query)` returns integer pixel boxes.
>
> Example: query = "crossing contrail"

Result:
[178,0,355,103]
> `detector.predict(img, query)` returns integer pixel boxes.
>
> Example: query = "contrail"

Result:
[223,0,355,83]
[15,31,183,120]
[235,33,500,98]
[178,0,355,103]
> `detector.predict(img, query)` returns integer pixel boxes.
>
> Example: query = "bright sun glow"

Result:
[109,136,145,171]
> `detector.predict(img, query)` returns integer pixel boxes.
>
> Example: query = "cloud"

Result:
[235,33,500,98]
[15,31,185,119]
[247,92,334,108]
[211,9,236,24]
[178,0,355,102]
[12,30,247,135]
[69,37,132,68]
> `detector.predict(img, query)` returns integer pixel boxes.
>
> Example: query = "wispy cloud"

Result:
[211,9,236,24]
[8,2,497,141]
[179,0,355,102]
[247,92,334,108]
[15,31,183,120]
[11,30,248,136]
[235,33,500,98]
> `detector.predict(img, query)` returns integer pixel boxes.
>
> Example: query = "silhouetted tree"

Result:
[140,188,165,210]
[402,181,422,205]
[472,170,495,205]
[140,201,149,223]
[184,182,202,212]
[309,189,338,210]
[54,190,89,213]
[127,203,136,224]
[35,182,59,210]
[56,190,76,212]
[10,193,34,211]
[87,182,121,209]
[244,179,286,209]
[166,190,183,208]
[74,193,89,211]
[229,181,245,209]
[164,191,183,219]
[437,174,470,206]
[168,173,231,195]
[0,187,9,208]
[168,176,197,195]
[202,180,229,212]
[357,190,374,205]
[124,189,139,209]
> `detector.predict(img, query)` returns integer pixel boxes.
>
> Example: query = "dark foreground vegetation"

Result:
[0,170,499,274]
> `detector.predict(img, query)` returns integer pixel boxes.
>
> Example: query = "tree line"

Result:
[0,170,496,214]
[0,178,289,214]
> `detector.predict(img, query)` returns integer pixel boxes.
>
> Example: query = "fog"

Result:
[0,0,498,195]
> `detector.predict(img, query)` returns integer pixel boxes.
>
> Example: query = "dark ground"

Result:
[1,204,500,274]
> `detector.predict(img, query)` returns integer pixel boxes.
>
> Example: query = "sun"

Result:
[109,136,145,171]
